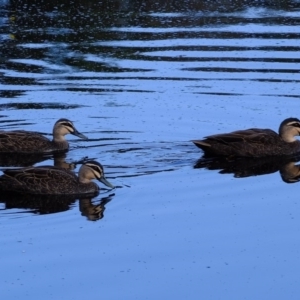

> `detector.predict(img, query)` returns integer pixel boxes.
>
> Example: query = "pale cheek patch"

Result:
[85,163,103,179]
[93,170,101,179]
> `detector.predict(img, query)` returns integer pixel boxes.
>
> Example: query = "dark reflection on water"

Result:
[0,102,86,110]
[195,155,300,183]
[1,0,299,98]
[0,191,115,221]
[0,145,86,167]
[79,195,113,221]
[0,152,52,167]
[7,0,300,13]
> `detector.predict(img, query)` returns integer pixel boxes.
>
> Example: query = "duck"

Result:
[0,118,87,154]
[192,118,300,157]
[79,197,112,221]
[0,160,114,196]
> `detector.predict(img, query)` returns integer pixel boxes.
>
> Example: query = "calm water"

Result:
[1,0,300,299]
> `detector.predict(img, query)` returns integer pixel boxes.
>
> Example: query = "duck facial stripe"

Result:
[288,121,300,128]
[60,122,74,133]
[86,163,103,178]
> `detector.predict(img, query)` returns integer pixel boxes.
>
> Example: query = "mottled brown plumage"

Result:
[192,118,300,157]
[0,161,114,196]
[0,118,87,154]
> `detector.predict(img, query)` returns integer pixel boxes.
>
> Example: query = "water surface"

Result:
[1,0,300,299]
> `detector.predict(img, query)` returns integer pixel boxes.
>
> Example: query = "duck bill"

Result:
[72,128,88,140]
[99,176,115,189]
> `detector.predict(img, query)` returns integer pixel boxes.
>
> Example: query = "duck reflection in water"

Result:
[0,152,85,169]
[79,196,113,221]
[0,193,115,221]
[194,155,300,184]
[2,152,88,170]
[0,152,52,167]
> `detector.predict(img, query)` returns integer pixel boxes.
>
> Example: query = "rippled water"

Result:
[1,1,300,299]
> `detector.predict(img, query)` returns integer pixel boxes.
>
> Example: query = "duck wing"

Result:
[2,166,77,194]
[205,129,278,144]
[193,128,282,157]
[0,131,52,153]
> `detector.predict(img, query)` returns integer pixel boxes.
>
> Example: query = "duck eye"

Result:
[86,163,102,174]
[92,166,102,174]
[61,122,72,127]
[60,122,74,132]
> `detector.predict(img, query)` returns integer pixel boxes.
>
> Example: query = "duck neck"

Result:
[52,139,69,150]
[280,128,298,143]
[281,135,296,143]
[78,166,93,184]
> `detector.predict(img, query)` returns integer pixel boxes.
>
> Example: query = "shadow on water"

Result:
[194,155,300,183]
[0,192,115,221]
